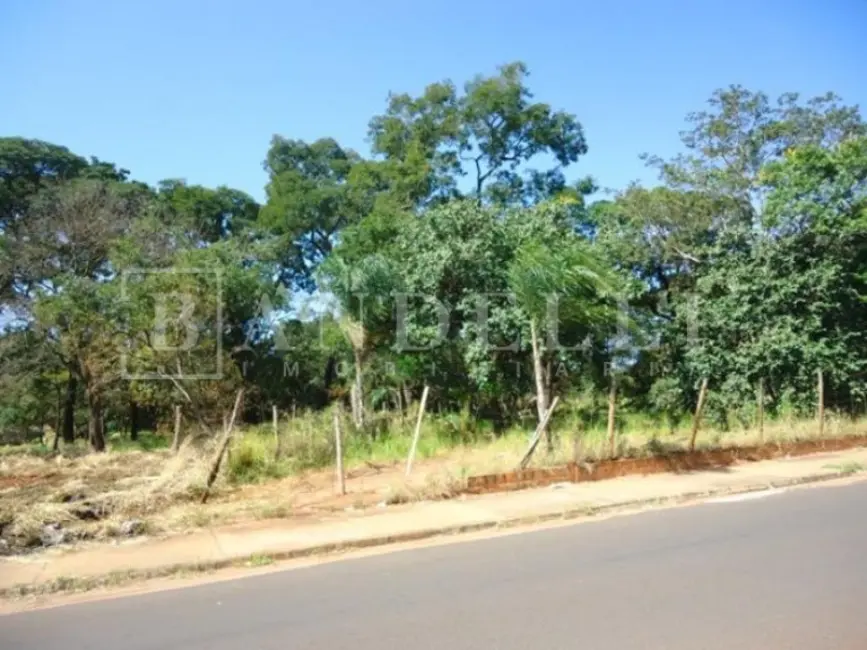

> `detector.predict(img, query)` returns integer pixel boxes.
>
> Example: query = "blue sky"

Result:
[2,0,866,203]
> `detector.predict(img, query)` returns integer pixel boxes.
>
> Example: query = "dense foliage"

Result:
[2,63,865,449]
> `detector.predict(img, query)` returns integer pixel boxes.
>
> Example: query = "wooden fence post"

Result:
[272,405,283,459]
[817,369,825,438]
[171,405,182,453]
[757,378,764,444]
[272,405,278,439]
[201,390,245,504]
[334,406,345,495]
[607,373,617,458]
[519,396,560,470]
[405,385,430,477]
[688,378,709,452]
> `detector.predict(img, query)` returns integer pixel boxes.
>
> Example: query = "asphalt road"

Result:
[4,480,867,650]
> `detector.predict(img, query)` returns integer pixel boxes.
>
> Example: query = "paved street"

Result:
[4,480,866,649]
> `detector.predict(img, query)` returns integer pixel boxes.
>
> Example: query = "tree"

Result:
[508,236,616,431]
[682,136,867,417]
[156,180,258,244]
[0,327,67,445]
[23,179,150,450]
[0,138,88,236]
[368,61,590,207]
[317,253,401,427]
[259,137,377,290]
[643,85,864,218]
[0,138,128,303]
[597,86,867,418]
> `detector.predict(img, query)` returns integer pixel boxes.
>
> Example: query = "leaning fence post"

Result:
[688,378,709,452]
[201,389,245,504]
[171,405,183,453]
[405,385,430,477]
[519,396,560,470]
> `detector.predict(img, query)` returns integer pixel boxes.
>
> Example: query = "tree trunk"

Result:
[545,357,553,405]
[352,348,365,428]
[87,390,106,452]
[529,318,549,424]
[129,399,139,441]
[688,378,709,453]
[62,373,77,443]
[395,388,404,417]
[402,385,412,418]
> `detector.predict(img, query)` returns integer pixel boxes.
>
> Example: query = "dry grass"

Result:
[2,406,865,556]
[0,438,221,552]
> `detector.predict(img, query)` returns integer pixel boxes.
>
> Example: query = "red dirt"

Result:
[465,435,867,494]
[0,474,56,489]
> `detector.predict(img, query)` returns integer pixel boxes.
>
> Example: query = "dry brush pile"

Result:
[0,440,217,554]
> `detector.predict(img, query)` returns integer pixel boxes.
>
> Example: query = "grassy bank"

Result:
[224,404,862,484]
[2,403,864,557]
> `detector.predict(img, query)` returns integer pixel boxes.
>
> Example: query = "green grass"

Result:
[225,407,491,484]
[107,430,170,452]
[0,431,171,456]
[0,441,55,458]
[7,401,863,490]
[215,402,867,486]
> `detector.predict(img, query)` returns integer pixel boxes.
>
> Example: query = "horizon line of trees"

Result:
[2,61,866,451]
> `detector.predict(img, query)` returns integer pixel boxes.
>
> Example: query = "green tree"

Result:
[259,137,378,289]
[369,61,590,207]
[507,237,616,430]
[317,253,401,427]
[156,179,258,244]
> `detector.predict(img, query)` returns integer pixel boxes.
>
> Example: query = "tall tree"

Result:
[156,180,258,244]
[368,61,591,207]
[508,237,616,429]
[317,253,401,427]
[24,179,150,450]
[259,137,376,289]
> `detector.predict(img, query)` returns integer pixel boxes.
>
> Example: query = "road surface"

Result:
[4,480,867,649]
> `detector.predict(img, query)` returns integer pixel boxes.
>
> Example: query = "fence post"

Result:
[607,373,617,458]
[757,378,764,444]
[519,396,560,470]
[272,405,282,459]
[272,405,278,438]
[817,369,825,438]
[688,378,709,452]
[405,385,430,477]
[171,405,182,453]
[201,390,244,504]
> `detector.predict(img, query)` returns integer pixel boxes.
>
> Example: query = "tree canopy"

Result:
[2,62,865,449]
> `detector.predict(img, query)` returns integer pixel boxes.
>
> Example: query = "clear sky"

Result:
[2,0,865,203]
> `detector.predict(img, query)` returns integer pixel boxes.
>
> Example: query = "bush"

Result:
[226,431,291,484]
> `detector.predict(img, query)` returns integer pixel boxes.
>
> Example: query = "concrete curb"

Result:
[1,468,858,600]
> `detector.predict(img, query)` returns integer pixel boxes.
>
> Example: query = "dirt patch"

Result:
[465,435,867,494]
